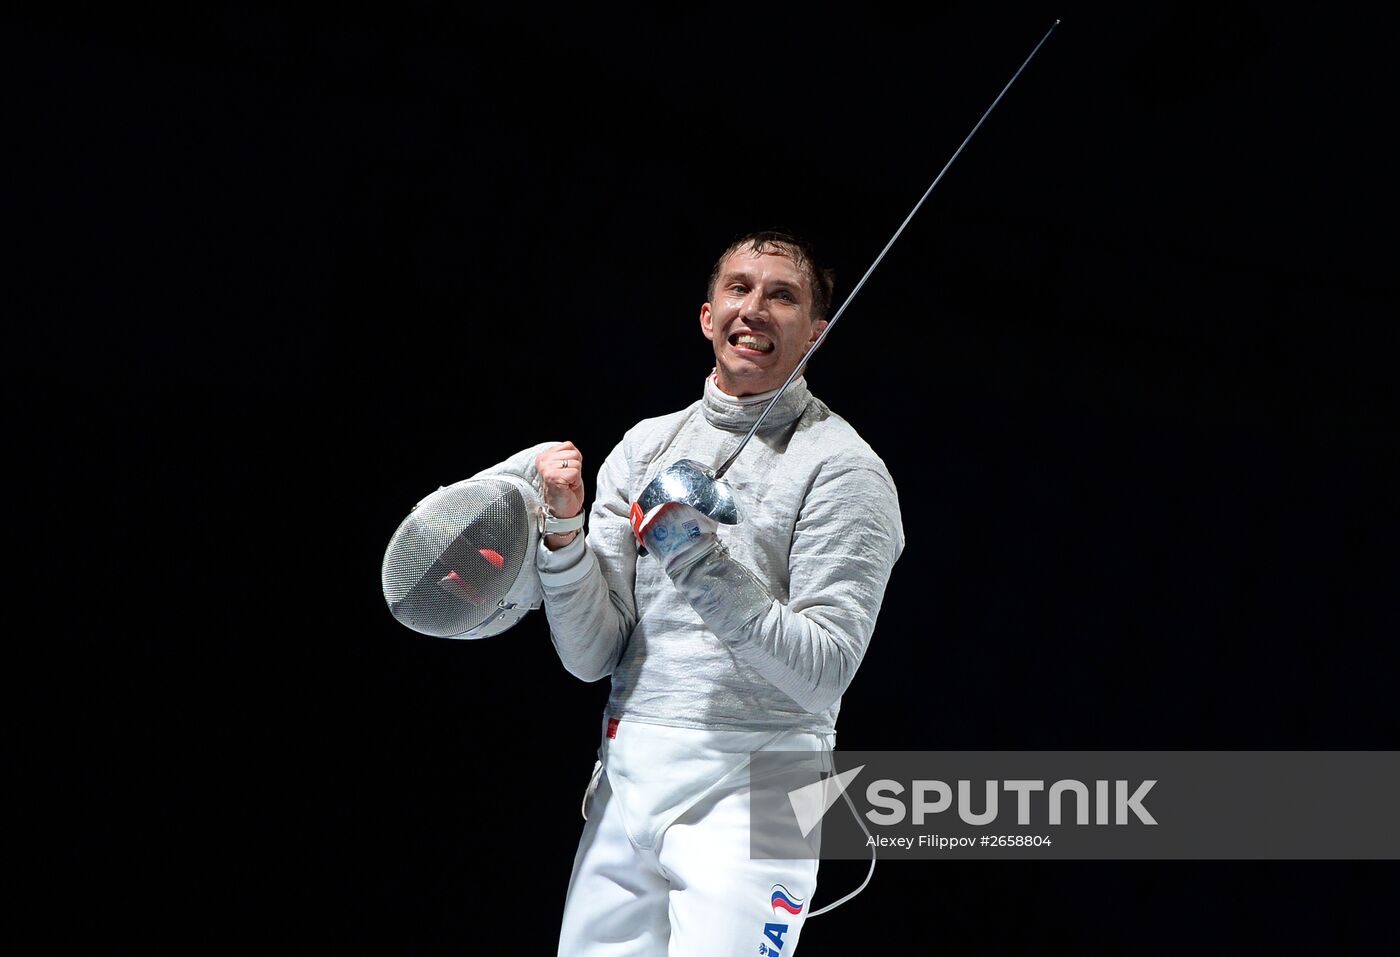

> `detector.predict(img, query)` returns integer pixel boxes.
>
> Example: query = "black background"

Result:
[15,3,1397,953]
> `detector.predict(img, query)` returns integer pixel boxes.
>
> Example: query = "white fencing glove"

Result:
[630,502,719,574]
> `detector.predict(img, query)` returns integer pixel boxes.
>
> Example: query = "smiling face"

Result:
[700,246,829,396]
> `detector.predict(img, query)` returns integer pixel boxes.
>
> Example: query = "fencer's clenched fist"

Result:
[536,441,585,549]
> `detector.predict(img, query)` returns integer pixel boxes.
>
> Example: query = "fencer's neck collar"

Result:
[702,372,811,434]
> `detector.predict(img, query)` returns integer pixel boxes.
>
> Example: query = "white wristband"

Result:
[543,510,585,534]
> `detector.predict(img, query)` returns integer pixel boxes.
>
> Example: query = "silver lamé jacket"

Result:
[537,374,904,736]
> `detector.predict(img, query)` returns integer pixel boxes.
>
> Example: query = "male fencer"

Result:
[534,231,904,955]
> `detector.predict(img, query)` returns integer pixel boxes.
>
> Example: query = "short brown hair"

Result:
[706,230,837,323]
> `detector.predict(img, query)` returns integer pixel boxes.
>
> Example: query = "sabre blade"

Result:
[712,19,1060,482]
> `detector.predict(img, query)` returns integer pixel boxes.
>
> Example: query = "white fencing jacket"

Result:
[538,375,904,735]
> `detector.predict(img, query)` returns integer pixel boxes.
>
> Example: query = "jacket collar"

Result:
[701,371,812,434]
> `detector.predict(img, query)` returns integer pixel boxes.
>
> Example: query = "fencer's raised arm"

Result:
[640,459,903,715]
[536,441,586,551]
[535,438,639,682]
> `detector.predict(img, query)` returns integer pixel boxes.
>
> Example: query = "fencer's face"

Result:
[700,248,827,397]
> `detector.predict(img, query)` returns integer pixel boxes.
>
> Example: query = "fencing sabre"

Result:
[634,19,1061,532]
[787,23,1066,920]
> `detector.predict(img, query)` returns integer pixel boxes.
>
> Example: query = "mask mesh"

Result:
[382,479,530,637]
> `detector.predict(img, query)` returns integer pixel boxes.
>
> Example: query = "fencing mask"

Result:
[381,442,583,639]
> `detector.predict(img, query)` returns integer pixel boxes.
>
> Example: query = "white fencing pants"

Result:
[557,718,833,957]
